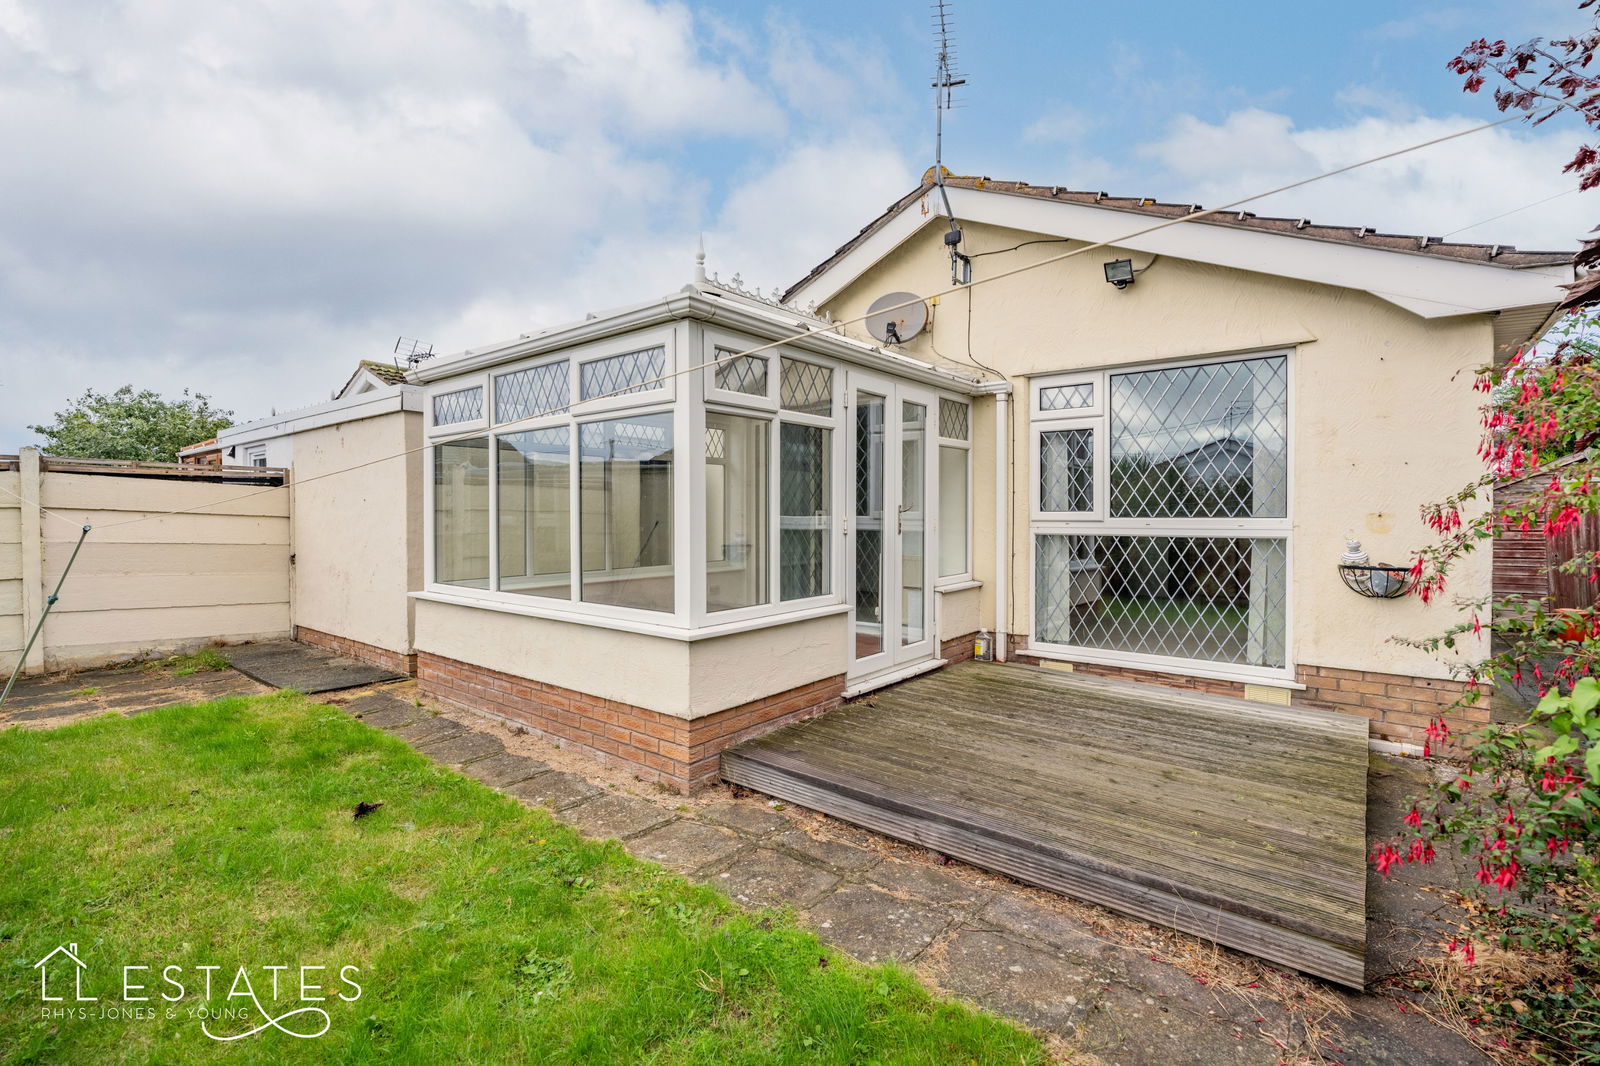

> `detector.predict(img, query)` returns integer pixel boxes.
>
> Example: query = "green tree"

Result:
[28,386,234,462]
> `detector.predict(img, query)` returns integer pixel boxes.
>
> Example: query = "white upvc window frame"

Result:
[420,323,855,637]
[702,325,779,412]
[1027,348,1296,685]
[934,394,974,586]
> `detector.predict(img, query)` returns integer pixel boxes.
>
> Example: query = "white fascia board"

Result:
[790,186,1572,320]
[217,384,421,446]
[787,203,937,309]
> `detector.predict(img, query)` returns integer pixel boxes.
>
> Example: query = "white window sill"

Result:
[1020,644,1305,690]
[412,589,850,642]
[934,578,982,593]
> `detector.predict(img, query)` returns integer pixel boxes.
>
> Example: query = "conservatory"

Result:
[408,280,991,789]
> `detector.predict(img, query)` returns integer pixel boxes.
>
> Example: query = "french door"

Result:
[847,373,936,684]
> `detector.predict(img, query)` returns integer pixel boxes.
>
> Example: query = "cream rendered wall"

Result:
[289,410,423,654]
[823,219,1492,681]
[36,472,291,669]
[415,597,846,719]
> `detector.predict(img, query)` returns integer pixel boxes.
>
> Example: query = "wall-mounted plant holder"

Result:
[1337,539,1415,599]
[1338,563,1416,599]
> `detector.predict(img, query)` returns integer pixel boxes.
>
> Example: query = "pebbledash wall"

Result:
[819,216,1506,751]
[412,600,850,791]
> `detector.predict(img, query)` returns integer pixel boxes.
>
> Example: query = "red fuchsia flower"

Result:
[1492,860,1521,892]
[1404,806,1423,828]
[1372,843,1402,877]
[1471,614,1482,638]
[1546,836,1571,857]
[1406,839,1435,864]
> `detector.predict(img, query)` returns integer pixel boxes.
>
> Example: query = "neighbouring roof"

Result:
[360,360,410,385]
[785,173,1576,304]
[177,437,219,456]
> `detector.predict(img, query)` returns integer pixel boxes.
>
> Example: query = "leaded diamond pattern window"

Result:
[1040,428,1093,512]
[939,398,970,441]
[580,346,666,401]
[496,361,569,422]
[1109,356,1287,519]
[1040,383,1093,411]
[713,348,768,396]
[1035,534,1287,668]
[780,357,832,415]
[433,386,483,426]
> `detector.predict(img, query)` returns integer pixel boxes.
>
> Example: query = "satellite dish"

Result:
[865,292,928,345]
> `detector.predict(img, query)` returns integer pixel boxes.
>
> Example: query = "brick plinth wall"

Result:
[294,625,417,677]
[417,651,845,793]
[940,631,979,664]
[1005,633,1483,749]
[1295,665,1486,748]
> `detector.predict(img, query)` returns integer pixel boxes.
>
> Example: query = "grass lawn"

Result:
[0,692,1046,1065]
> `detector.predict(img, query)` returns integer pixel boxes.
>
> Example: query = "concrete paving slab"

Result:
[344,694,421,730]
[973,894,1128,973]
[391,715,469,746]
[923,928,1100,1034]
[226,641,403,694]
[867,860,988,907]
[462,751,549,789]
[702,848,839,909]
[416,730,505,767]
[698,799,789,836]
[5,703,93,722]
[1074,980,1280,1066]
[625,820,744,874]
[563,794,675,841]
[770,827,881,873]
[507,772,604,811]
[805,883,954,962]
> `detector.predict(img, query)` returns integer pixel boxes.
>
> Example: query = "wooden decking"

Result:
[721,660,1371,987]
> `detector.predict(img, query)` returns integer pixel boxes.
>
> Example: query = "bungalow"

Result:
[383,173,1572,791]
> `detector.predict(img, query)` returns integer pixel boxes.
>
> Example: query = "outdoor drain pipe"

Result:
[0,524,91,707]
[978,383,1012,662]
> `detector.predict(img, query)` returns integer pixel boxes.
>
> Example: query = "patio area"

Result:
[722,660,1371,988]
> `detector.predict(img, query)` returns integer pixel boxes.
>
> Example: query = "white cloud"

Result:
[0,0,914,445]
[1130,107,1594,250]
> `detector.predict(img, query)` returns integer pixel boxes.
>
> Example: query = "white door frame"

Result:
[845,370,937,685]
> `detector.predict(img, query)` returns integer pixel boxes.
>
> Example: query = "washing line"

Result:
[3,112,1526,536]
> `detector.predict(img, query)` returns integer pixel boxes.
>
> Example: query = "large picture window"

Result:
[434,437,490,588]
[1031,354,1290,675]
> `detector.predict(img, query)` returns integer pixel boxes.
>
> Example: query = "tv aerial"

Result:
[865,292,929,346]
[394,336,436,371]
[932,0,970,286]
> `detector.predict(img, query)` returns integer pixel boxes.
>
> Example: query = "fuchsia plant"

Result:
[1379,316,1600,1058]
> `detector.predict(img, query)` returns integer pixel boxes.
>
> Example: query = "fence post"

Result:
[17,447,44,675]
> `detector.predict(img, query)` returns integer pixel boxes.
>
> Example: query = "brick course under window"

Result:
[294,626,417,677]
[417,651,844,792]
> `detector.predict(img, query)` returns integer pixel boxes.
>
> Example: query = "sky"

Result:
[1,0,1594,447]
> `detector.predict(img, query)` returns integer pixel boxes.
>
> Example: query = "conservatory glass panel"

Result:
[705,412,769,612]
[780,424,831,600]
[433,437,490,588]
[780,358,833,416]
[497,428,570,599]
[580,346,666,401]
[579,414,674,612]
[939,445,968,577]
[900,401,927,646]
[496,362,569,423]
